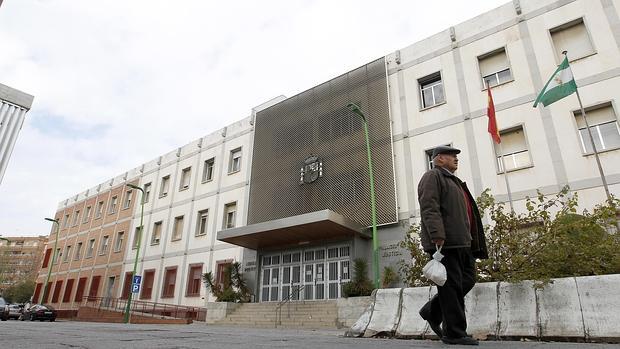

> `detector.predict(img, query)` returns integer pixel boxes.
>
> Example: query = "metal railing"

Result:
[274,285,305,327]
[80,296,207,322]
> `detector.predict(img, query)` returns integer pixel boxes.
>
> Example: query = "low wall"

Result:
[204,302,240,324]
[343,274,620,342]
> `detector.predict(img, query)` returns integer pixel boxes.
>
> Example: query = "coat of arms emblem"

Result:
[300,156,323,185]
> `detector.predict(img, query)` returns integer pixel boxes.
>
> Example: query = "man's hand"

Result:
[432,238,444,247]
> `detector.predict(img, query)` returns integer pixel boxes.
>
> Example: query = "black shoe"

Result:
[441,336,479,345]
[418,308,443,338]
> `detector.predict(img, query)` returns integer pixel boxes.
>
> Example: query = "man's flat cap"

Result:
[432,145,461,158]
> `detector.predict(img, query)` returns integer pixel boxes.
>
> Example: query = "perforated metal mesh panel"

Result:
[248,57,397,227]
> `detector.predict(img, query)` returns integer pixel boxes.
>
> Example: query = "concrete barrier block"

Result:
[538,277,584,338]
[364,288,402,337]
[575,274,620,339]
[337,296,372,328]
[464,281,498,339]
[395,286,432,337]
[498,280,537,338]
[344,291,376,337]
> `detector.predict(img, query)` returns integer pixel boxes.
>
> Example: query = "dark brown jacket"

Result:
[418,167,488,259]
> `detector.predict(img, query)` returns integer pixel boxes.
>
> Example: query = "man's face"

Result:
[438,153,458,172]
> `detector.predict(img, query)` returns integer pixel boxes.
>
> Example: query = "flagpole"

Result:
[497,142,515,212]
[565,51,612,202]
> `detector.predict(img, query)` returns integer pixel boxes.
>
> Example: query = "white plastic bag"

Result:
[422,246,447,286]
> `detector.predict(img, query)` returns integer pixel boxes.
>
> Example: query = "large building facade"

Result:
[0,236,47,294]
[37,0,620,309]
[0,83,33,186]
[33,179,138,308]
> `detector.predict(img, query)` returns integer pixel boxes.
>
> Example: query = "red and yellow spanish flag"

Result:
[487,86,501,144]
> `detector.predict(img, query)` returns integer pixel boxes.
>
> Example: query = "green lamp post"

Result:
[123,183,145,324]
[347,103,380,289]
[41,218,60,304]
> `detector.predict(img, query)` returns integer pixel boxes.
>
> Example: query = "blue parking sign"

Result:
[131,284,140,293]
[133,275,142,285]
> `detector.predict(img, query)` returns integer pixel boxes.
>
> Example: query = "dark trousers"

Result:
[422,247,476,338]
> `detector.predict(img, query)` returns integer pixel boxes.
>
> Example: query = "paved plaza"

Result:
[1,320,618,349]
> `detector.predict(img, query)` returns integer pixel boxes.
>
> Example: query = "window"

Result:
[162,267,177,298]
[143,182,152,203]
[223,202,237,229]
[42,249,52,268]
[171,216,184,241]
[64,214,70,228]
[151,221,162,245]
[202,158,215,182]
[196,209,209,236]
[123,190,132,209]
[86,239,95,258]
[495,126,532,173]
[83,206,91,223]
[95,201,104,219]
[179,167,191,190]
[63,245,71,262]
[121,272,132,300]
[99,236,109,255]
[108,196,118,214]
[574,104,620,154]
[425,144,451,170]
[215,261,232,287]
[63,279,74,303]
[72,210,80,226]
[419,72,445,109]
[132,226,142,249]
[228,148,242,174]
[74,242,83,260]
[51,280,63,303]
[186,264,203,296]
[55,248,61,264]
[74,277,87,302]
[160,176,170,197]
[140,270,155,299]
[479,48,512,88]
[114,231,124,252]
[550,18,595,62]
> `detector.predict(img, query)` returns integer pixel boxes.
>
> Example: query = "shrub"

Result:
[381,266,399,288]
[342,259,373,297]
[203,262,251,302]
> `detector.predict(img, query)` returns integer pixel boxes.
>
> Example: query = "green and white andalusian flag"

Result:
[533,56,577,107]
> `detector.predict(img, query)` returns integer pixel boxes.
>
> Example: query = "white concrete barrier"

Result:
[364,288,402,337]
[343,274,620,342]
[464,281,498,339]
[497,280,537,338]
[394,286,432,338]
[538,277,583,338]
[576,274,620,340]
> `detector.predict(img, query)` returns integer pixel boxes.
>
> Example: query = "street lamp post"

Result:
[347,103,380,289]
[124,183,145,324]
[41,218,60,304]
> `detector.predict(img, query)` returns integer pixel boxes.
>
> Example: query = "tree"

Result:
[3,280,35,303]
[399,187,620,287]
[202,262,251,302]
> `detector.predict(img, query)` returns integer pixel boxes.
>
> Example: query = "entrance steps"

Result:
[214,300,341,329]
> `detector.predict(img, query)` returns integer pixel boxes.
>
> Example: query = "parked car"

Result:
[20,304,57,322]
[7,304,23,320]
[0,297,8,321]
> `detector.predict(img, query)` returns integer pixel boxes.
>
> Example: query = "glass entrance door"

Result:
[260,245,350,302]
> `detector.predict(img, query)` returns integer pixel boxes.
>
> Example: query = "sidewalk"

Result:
[2,320,618,349]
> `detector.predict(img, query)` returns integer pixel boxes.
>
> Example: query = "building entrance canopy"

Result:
[217,210,369,250]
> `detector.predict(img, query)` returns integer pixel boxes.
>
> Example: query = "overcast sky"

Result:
[0,0,508,237]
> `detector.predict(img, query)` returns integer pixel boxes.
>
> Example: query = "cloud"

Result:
[0,0,508,236]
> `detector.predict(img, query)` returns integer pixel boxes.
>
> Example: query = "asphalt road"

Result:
[0,320,618,349]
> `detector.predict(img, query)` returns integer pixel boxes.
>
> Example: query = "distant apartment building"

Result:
[40,0,620,308]
[0,83,34,185]
[0,236,47,293]
[33,180,137,309]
